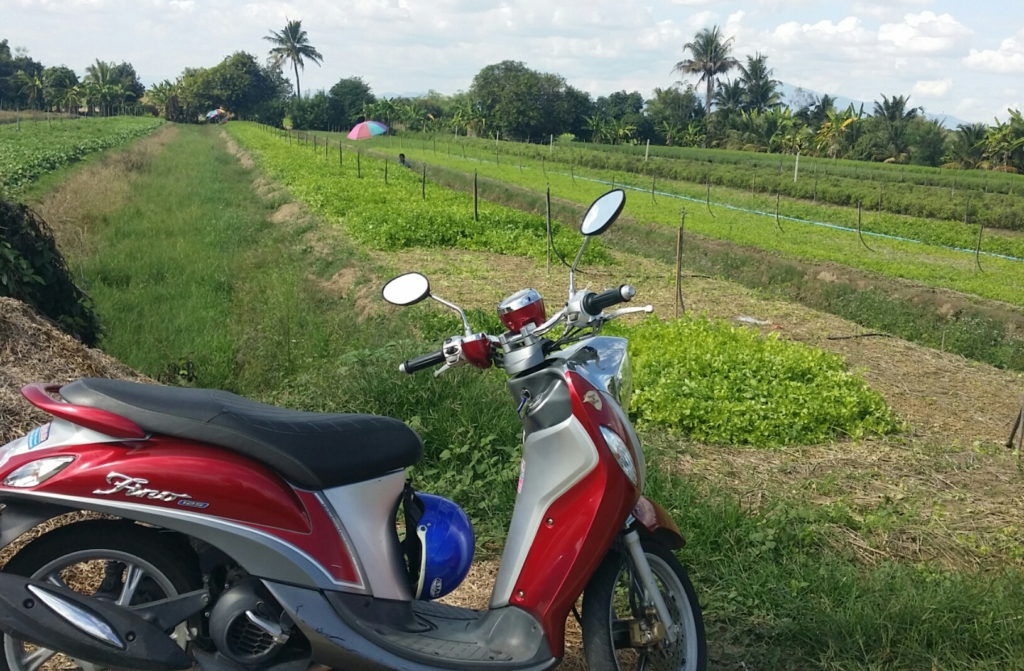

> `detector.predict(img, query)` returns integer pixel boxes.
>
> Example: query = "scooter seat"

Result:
[58,378,423,490]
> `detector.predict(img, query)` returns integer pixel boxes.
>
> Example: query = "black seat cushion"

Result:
[59,379,422,490]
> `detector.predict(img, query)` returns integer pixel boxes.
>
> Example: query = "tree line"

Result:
[0,39,145,116]
[4,20,1022,173]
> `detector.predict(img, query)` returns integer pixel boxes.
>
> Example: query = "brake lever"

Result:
[433,362,453,378]
[605,305,654,320]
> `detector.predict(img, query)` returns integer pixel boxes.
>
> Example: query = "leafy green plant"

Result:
[0,117,163,197]
[616,316,900,445]
[228,124,610,264]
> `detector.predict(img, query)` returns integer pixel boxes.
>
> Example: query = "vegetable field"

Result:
[231,122,900,447]
[342,133,1024,308]
[394,131,1024,230]
[0,117,163,197]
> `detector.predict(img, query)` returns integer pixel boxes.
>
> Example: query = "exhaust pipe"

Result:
[0,572,194,670]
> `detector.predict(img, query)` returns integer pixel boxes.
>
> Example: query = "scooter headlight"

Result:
[600,426,637,487]
[3,456,75,488]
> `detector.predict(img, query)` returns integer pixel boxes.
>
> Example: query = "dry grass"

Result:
[31,125,178,263]
[0,297,151,445]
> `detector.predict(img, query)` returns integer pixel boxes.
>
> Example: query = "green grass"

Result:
[74,123,1024,670]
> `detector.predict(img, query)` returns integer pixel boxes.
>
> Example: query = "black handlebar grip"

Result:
[582,285,635,316]
[399,350,446,374]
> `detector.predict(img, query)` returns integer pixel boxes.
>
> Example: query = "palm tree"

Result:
[264,19,323,99]
[872,95,919,164]
[712,79,745,118]
[659,120,682,146]
[673,26,739,116]
[984,111,1024,172]
[16,72,46,110]
[949,123,988,169]
[737,53,782,114]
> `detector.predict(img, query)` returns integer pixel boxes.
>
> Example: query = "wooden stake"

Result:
[546,186,552,275]
[357,152,361,178]
[422,164,426,200]
[705,175,715,218]
[651,175,656,203]
[793,151,800,182]
[857,200,873,252]
[775,193,783,232]
[645,138,650,162]
[975,220,985,272]
[339,145,343,167]
[473,171,479,221]
[384,160,388,184]
[675,210,686,317]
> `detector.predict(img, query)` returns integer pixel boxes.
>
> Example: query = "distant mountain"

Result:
[777,82,973,129]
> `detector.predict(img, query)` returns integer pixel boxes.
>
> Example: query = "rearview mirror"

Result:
[381,272,431,306]
[580,189,626,236]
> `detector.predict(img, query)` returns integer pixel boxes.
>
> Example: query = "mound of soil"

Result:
[0,199,101,346]
[0,297,148,445]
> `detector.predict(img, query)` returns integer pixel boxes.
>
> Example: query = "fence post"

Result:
[878,183,883,213]
[422,164,426,200]
[645,138,650,162]
[473,171,479,221]
[705,174,715,217]
[546,186,552,275]
[550,134,553,156]
[357,152,361,178]
[384,160,388,184]
[857,200,873,251]
[651,175,656,204]
[675,210,685,317]
[975,220,985,272]
[793,151,800,182]
[339,144,343,167]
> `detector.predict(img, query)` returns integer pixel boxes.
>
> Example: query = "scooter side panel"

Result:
[508,373,640,657]
[0,432,366,592]
[0,434,311,532]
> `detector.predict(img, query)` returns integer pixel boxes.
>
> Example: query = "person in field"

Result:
[398,153,413,168]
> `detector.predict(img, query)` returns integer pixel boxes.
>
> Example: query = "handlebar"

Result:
[582,285,635,316]
[399,350,446,374]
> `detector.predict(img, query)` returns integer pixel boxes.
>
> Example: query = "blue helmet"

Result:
[406,491,475,601]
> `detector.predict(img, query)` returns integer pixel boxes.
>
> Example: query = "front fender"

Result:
[0,499,76,553]
[632,496,686,550]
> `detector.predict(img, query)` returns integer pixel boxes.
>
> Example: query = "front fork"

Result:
[623,529,678,644]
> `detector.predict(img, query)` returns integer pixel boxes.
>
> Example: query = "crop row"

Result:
[384,133,1024,231]
[227,124,608,264]
[0,117,164,197]
[336,133,1024,307]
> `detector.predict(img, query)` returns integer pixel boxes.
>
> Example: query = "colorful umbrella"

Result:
[348,120,389,140]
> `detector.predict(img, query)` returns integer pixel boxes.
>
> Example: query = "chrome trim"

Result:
[0,490,366,593]
[498,288,543,315]
[624,530,677,644]
[27,585,124,649]
[314,492,368,593]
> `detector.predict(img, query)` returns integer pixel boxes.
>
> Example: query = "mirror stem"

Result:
[569,237,591,298]
[431,295,474,336]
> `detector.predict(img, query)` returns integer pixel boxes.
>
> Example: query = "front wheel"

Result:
[581,536,706,671]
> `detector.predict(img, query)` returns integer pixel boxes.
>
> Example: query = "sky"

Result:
[2,0,1023,124]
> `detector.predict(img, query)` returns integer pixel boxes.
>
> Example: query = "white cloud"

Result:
[964,29,1024,73]
[878,11,971,53]
[912,78,952,98]
[771,16,871,47]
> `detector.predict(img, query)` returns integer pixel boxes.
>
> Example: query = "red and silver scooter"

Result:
[0,189,705,671]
